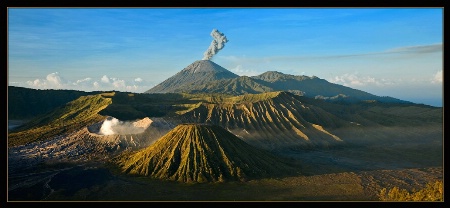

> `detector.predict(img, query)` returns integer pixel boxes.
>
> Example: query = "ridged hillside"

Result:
[252,71,411,103]
[181,76,274,95]
[179,91,347,150]
[8,94,113,147]
[145,60,239,93]
[112,124,298,183]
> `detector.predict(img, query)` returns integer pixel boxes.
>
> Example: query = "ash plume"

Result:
[202,29,228,60]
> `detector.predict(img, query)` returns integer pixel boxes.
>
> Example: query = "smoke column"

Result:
[99,117,151,135]
[202,29,228,60]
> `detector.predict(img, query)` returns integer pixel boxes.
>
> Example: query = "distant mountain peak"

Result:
[145,60,411,104]
[145,60,238,93]
[181,60,233,74]
[262,71,286,75]
[253,71,312,82]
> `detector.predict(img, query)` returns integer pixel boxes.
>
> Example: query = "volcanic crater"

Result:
[87,116,153,136]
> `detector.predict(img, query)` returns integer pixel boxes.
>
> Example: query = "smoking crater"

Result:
[92,116,152,135]
[202,29,228,60]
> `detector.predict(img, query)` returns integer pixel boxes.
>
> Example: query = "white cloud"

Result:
[431,70,442,84]
[93,81,100,89]
[25,72,66,89]
[76,77,92,84]
[101,75,110,83]
[27,79,44,87]
[328,73,394,87]
[46,72,64,88]
[19,72,154,93]
[230,65,259,76]
[112,79,126,88]
[387,43,442,54]
[126,85,139,91]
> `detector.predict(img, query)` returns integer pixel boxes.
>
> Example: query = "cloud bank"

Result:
[328,73,395,87]
[431,70,442,84]
[18,72,154,93]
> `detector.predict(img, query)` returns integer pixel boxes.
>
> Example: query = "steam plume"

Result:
[99,117,151,135]
[202,29,228,60]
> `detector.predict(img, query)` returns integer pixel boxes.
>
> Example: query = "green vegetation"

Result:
[179,76,275,95]
[8,94,112,147]
[98,91,211,119]
[7,85,443,201]
[8,86,441,149]
[112,124,299,183]
[218,91,283,103]
[144,61,412,104]
[8,86,94,119]
[252,71,311,83]
[252,71,411,104]
[379,180,443,201]
[179,91,348,150]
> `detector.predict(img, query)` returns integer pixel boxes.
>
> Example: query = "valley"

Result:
[8,141,442,201]
[7,60,443,201]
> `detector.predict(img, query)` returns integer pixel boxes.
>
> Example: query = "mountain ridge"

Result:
[145,60,412,104]
[179,91,347,151]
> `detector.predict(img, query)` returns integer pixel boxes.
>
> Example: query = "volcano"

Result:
[112,123,298,183]
[145,60,239,93]
[145,60,411,104]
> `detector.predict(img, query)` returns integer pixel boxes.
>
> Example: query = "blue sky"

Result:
[8,8,443,106]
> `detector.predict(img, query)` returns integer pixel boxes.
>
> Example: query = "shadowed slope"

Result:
[8,86,96,120]
[252,71,411,103]
[145,62,412,104]
[8,94,113,147]
[183,76,274,95]
[113,124,299,183]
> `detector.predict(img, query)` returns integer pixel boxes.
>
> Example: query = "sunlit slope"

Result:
[97,91,212,119]
[7,91,191,147]
[179,91,347,150]
[8,94,113,147]
[113,124,298,183]
[7,90,214,147]
[145,60,239,94]
[8,87,441,150]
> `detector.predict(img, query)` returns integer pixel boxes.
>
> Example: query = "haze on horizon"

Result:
[7,8,443,107]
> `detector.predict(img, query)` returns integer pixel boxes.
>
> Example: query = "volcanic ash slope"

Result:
[112,124,299,183]
[145,60,239,93]
[180,91,345,150]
